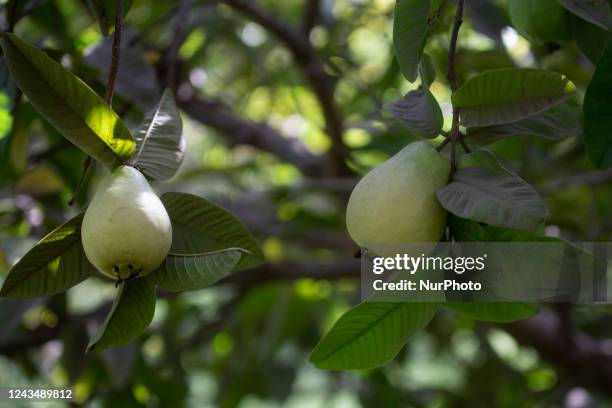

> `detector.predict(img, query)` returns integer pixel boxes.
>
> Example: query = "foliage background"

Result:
[0,0,611,406]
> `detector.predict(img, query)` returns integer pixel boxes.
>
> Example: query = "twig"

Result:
[176,90,327,177]
[446,0,466,171]
[69,0,124,206]
[220,0,351,176]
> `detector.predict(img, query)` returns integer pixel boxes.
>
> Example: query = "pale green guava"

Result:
[508,0,571,44]
[346,141,450,251]
[81,165,172,281]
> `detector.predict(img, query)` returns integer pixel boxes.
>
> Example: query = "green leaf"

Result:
[160,192,264,271]
[393,0,430,82]
[132,89,185,180]
[558,0,612,30]
[437,167,547,231]
[384,88,443,138]
[443,302,538,322]
[86,0,134,37]
[452,68,576,127]
[0,213,93,299]
[87,277,156,352]
[584,35,612,169]
[419,53,436,87]
[148,248,244,292]
[0,33,134,169]
[572,15,609,63]
[467,102,581,144]
[457,148,508,173]
[310,302,437,370]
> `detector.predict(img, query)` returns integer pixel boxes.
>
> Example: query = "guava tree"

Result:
[1,0,612,405]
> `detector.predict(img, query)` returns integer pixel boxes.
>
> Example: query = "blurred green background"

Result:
[1,0,611,406]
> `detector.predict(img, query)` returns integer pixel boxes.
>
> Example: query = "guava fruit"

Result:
[346,141,450,251]
[508,0,571,44]
[81,165,172,281]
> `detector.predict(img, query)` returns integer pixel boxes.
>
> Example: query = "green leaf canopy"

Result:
[452,68,576,127]
[0,33,134,169]
[0,213,92,299]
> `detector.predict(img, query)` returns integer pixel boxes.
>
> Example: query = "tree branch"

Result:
[301,0,321,34]
[220,0,351,176]
[504,309,612,394]
[445,0,466,172]
[176,91,328,177]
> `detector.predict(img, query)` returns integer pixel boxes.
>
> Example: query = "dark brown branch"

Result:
[446,0,466,172]
[504,309,612,394]
[163,0,196,91]
[104,0,124,106]
[220,0,350,176]
[301,0,321,34]
[446,0,465,93]
[176,92,328,177]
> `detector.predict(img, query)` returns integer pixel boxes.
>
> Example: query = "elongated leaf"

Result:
[132,89,184,180]
[559,0,612,29]
[572,15,608,63]
[87,277,155,352]
[161,192,264,271]
[0,33,134,169]
[384,89,443,138]
[437,167,547,231]
[419,53,436,88]
[443,302,537,322]
[393,0,430,82]
[310,302,437,370]
[584,36,612,169]
[467,102,581,144]
[0,213,93,299]
[149,248,244,292]
[452,68,576,127]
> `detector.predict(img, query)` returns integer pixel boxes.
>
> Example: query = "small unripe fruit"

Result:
[346,141,450,252]
[81,166,172,280]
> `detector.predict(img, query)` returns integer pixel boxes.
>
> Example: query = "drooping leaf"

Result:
[584,35,612,169]
[558,0,612,29]
[437,167,547,231]
[310,302,437,370]
[443,302,538,322]
[452,68,576,127]
[85,0,134,37]
[464,0,508,46]
[87,277,156,352]
[384,89,443,138]
[419,53,436,88]
[393,0,430,82]
[83,29,160,110]
[132,89,185,180]
[457,148,509,174]
[0,213,93,299]
[148,248,244,292]
[0,33,134,169]
[160,192,264,271]
[467,102,581,144]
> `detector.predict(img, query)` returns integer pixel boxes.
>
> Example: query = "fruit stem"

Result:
[69,0,124,206]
